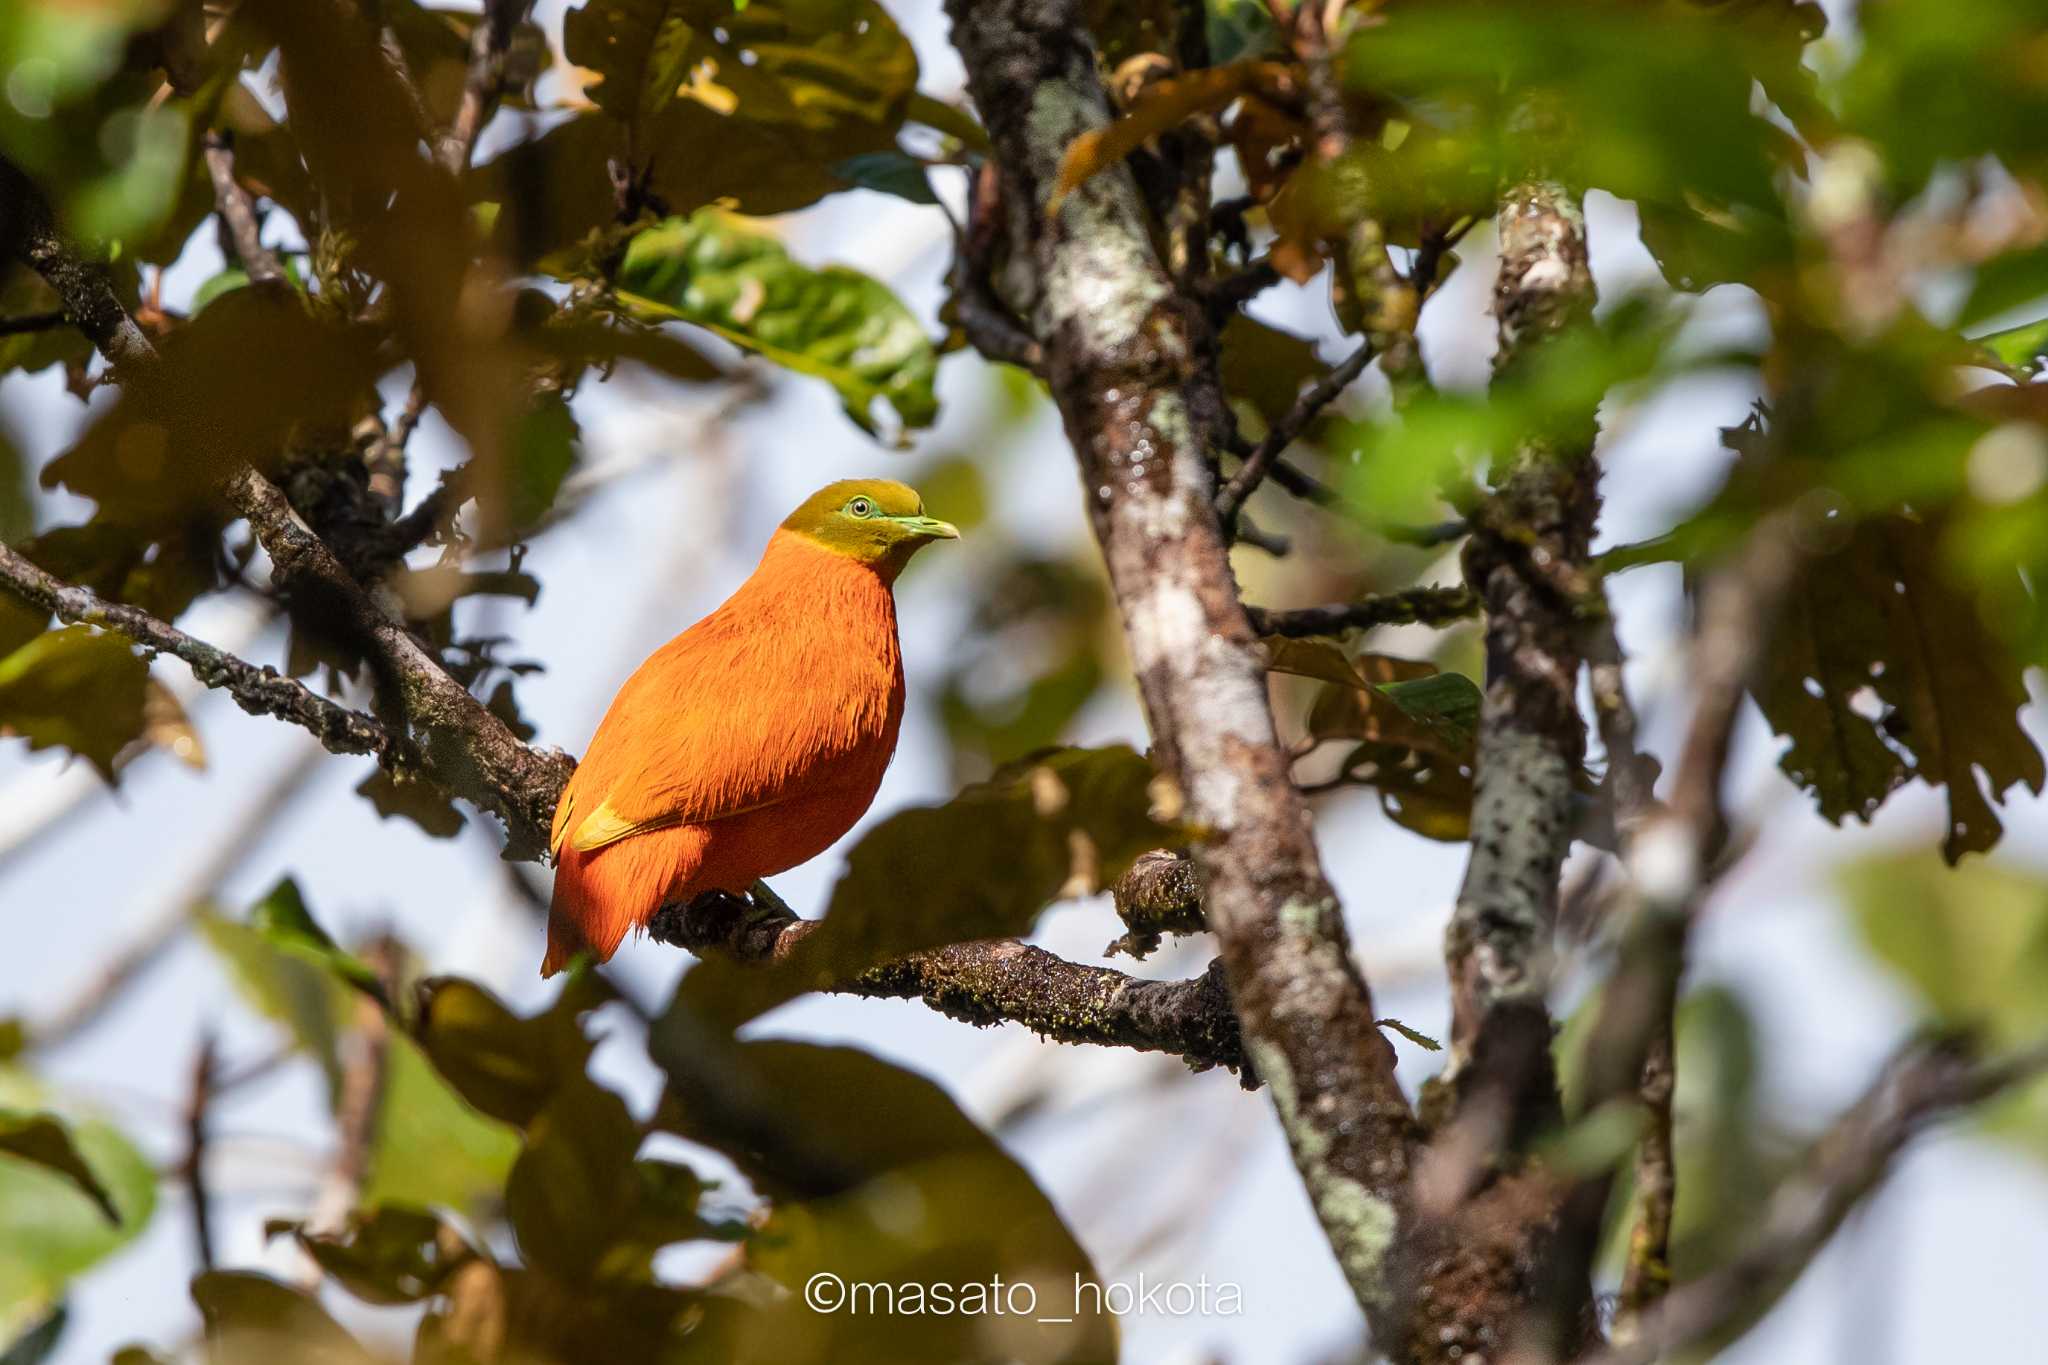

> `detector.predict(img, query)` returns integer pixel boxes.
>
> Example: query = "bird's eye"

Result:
[848,497,874,517]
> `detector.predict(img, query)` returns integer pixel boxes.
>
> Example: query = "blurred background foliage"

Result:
[0,0,2045,1361]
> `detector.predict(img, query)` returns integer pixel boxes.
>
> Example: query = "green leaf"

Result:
[1754,513,2045,861]
[1273,646,1482,841]
[502,392,580,537]
[190,1272,378,1365]
[245,879,387,1002]
[1974,315,2048,376]
[828,150,937,205]
[277,1206,474,1307]
[357,1032,520,1219]
[564,0,917,157]
[0,1071,156,1345]
[617,210,938,435]
[0,627,146,782]
[652,1040,1114,1362]
[503,1079,724,1284]
[0,1114,118,1224]
[1843,854,2048,1163]
[198,907,349,1105]
[1960,244,2048,330]
[672,745,1178,1027]
[410,974,612,1130]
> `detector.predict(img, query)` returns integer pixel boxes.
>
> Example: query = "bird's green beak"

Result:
[895,515,960,541]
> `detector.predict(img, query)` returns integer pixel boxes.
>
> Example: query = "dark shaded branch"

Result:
[1217,340,1374,527]
[946,0,1416,1333]
[0,156,158,375]
[201,132,285,285]
[0,310,66,335]
[650,893,1247,1079]
[224,468,571,856]
[438,0,533,175]
[1106,848,1205,958]
[1201,259,1280,322]
[1247,585,1479,638]
[1583,601,1654,835]
[1578,1035,2048,1365]
[0,539,413,769]
[1616,1030,1676,1325]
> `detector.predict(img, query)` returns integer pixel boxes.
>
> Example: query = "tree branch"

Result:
[1577,1035,2048,1365]
[2,146,573,856]
[0,539,413,769]
[1246,586,1479,638]
[1441,178,1598,1122]
[946,0,1417,1336]
[1217,340,1374,527]
[223,467,571,856]
[649,893,1248,1080]
[201,132,286,285]
[1405,174,1602,1362]
[1106,848,1205,958]
[0,156,158,375]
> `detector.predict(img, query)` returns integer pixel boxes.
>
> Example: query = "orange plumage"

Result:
[543,480,957,975]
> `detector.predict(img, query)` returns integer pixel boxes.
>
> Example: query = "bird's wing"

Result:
[550,610,821,858]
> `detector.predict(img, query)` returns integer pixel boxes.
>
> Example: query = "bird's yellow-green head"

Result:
[782,478,958,579]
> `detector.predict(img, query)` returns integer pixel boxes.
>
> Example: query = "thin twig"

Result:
[182,1033,221,1271]
[1247,585,1479,637]
[1217,340,1374,526]
[0,310,67,335]
[300,937,398,1263]
[29,745,326,1050]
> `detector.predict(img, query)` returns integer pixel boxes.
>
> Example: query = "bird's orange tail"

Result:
[544,844,645,976]
[543,826,708,976]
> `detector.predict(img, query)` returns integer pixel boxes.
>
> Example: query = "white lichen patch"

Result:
[1026,85,1169,357]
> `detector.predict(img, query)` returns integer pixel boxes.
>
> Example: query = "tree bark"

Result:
[945,0,1420,1336]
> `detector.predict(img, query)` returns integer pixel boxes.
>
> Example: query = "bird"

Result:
[542,479,958,975]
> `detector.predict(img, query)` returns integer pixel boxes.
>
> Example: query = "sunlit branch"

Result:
[648,892,1250,1081]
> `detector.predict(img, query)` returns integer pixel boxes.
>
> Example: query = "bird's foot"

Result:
[648,888,751,951]
[747,879,795,920]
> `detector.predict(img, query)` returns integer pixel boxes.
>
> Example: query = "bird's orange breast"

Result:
[544,531,906,973]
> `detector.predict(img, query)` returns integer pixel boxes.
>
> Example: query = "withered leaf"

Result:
[1756,513,2045,861]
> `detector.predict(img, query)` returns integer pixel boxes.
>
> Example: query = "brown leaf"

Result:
[1218,315,1323,428]
[1756,513,2045,861]
[1051,62,1294,210]
[137,678,204,769]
